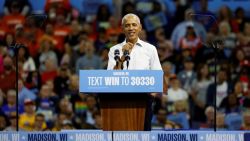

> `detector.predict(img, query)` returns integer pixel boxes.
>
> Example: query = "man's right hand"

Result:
[113,60,123,70]
[122,42,134,54]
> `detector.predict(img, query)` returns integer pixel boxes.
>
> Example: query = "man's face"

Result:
[216,114,225,127]
[162,64,172,74]
[184,61,194,71]
[3,56,13,71]
[218,70,227,84]
[40,85,50,99]
[122,16,141,42]
[7,92,16,105]
[0,116,6,130]
[156,109,166,123]
[35,116,45,128]
[171,79,180,88]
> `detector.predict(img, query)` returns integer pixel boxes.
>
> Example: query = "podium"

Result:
[99,93,148,130]
[79,70,163,131]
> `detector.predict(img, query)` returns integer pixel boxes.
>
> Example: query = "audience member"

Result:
[206,68,232,107]
[2,1,25,33]
[33,113,46,131]
[179,24,202,56]
[0,56,17,93]
[194,0,215,31]
[234,7,249,32]
[75,41,102,72]
[190,63,212,122]
[4,112,17,131]
[177,57,196,93]
[18,78,36,105]
[216,21,237,58]
[171,8,206,50]
[0,114,7,131]
[1,89,22,116]
[216,5,239,33]
[151,108,167,129]
[240,111,250,130]
[19,99,46,131]
[165,76,188,103]
[4,0,31,16]
[200,106,214,129]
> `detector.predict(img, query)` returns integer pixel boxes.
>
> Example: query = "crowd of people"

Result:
[0,0,250,131]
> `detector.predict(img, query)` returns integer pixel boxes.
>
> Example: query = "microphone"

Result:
[114,49,120,67]
[114,49,120,61]
[124,50,130,69]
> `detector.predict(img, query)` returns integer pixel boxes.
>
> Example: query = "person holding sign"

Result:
[106,13,167,130]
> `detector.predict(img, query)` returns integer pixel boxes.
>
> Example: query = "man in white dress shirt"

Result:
[106,13,165,130]
[107,13,162,70]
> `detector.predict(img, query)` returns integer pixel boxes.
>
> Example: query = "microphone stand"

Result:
[15,44,19,131]
[212,41,219,132]
[124,51,130,69]
[9,14,47,131]
[202,40,223,132]
[9,43,23,131]
[126,59,129,69]
[189,13,223,132]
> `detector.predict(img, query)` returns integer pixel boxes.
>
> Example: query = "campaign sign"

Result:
[113,131,151,141]
[1,131,250,141]
[151,131,246,141]
[79,70,163,93]
[61,130,112,141]
[0,131,112,141]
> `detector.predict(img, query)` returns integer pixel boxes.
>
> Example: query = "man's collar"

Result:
[136,38,143,47]
[122,38,143,47]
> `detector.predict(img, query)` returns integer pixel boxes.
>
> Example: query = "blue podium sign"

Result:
[79,70,163,93]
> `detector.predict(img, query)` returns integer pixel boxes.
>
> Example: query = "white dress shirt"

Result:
[107,39,162,70]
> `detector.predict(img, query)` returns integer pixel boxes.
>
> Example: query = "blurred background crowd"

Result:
[0,0,250,131]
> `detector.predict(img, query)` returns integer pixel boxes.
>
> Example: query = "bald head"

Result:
[122,13,141,26]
